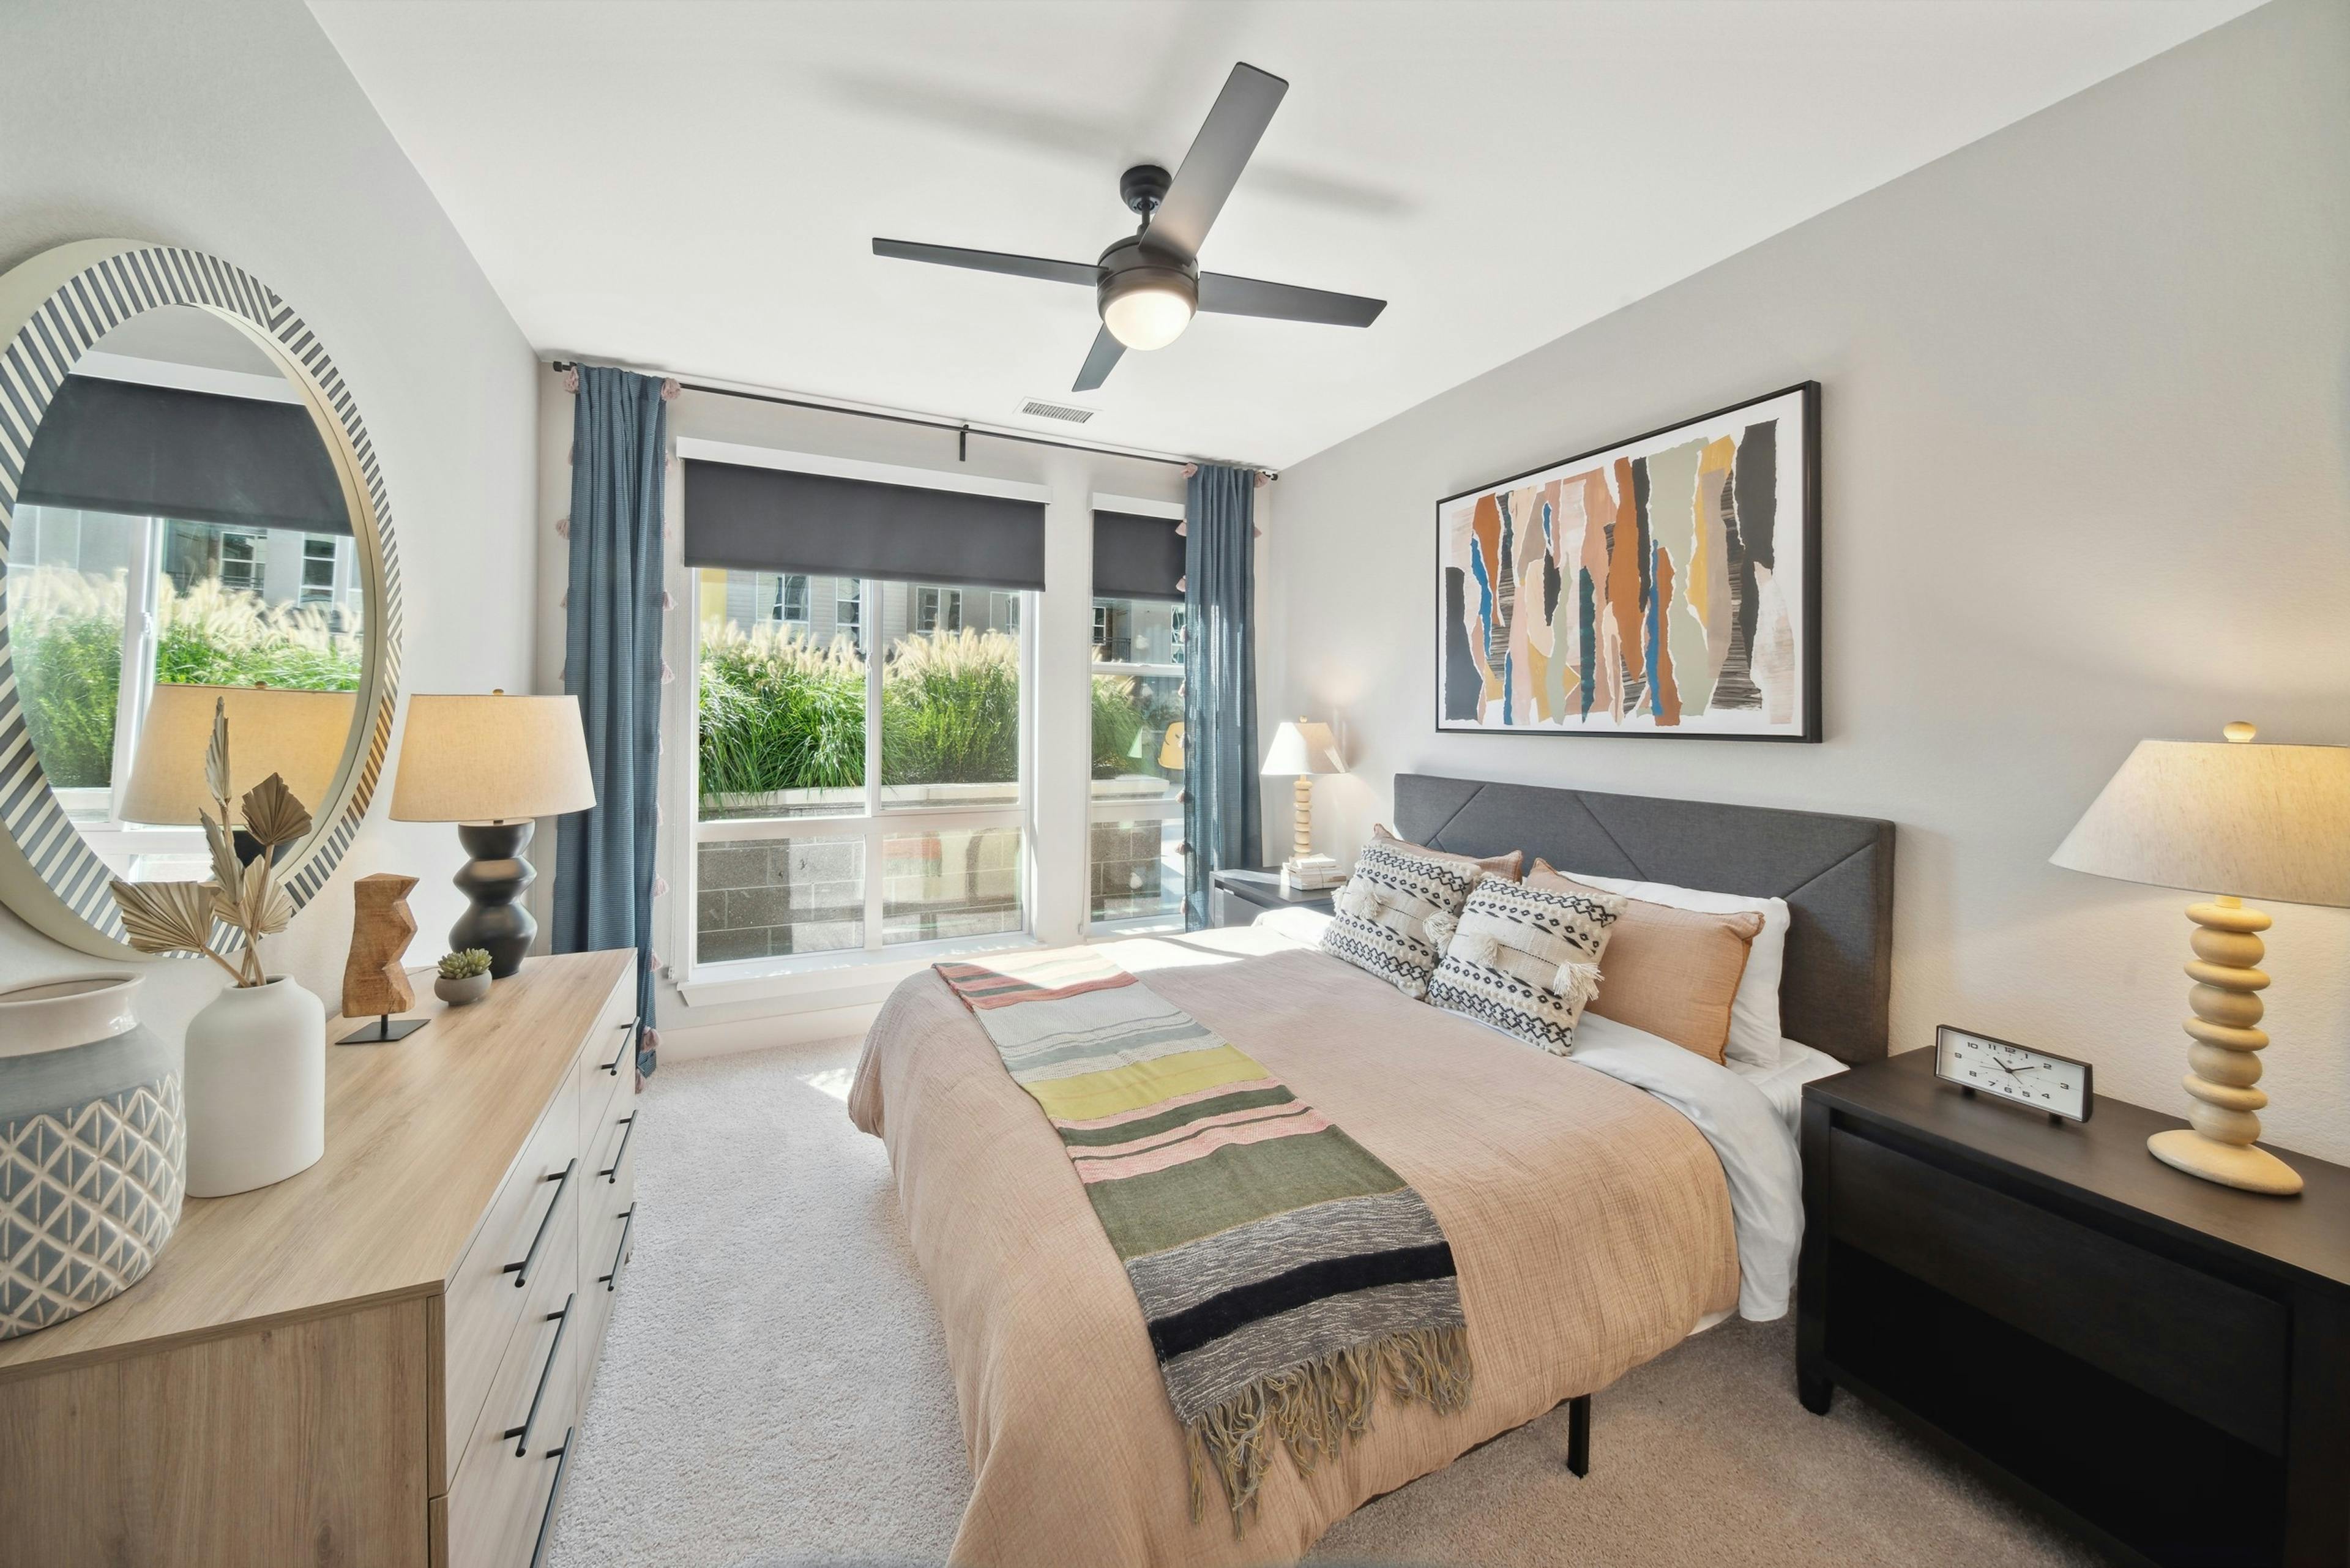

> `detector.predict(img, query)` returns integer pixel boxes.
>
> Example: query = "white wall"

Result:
[529,373,1192,1051]
[0,0,540,1036]
[1265,0,2350,1162]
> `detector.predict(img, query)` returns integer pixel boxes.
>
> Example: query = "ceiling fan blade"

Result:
[1145,63,1288,260]
[872,238,1097,288]
[1073,325,1125,393]
[1197,272,1386,327]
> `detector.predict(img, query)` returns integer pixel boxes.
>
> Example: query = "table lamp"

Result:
[1261,719,1345,893]
[121,683,356,859]
[2051,723,2350,1195]
[389,692,595,979]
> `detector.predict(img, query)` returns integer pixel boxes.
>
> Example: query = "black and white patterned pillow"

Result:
[1426,879,1625,1054]
[1320,837,1483,999]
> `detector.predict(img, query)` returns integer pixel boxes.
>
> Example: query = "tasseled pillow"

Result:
[1319,837,1484,998]
[1425,878,1625,1055]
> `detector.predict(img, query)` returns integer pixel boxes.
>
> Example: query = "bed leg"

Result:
[1565,1394,1590,1477]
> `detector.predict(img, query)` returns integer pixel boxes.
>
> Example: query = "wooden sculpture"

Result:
[339,873,428,1043]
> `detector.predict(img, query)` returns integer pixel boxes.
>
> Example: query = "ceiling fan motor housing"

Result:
[1096,235,1199,350]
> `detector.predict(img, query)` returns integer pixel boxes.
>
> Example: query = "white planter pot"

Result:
[184,976,326,1198]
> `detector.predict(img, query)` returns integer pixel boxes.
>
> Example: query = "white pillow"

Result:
[1562,873,1789,1068]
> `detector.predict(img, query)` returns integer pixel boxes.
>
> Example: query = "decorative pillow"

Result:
[1425,878,1625,1055]
[1527,868,1764,1063]
[1550,868,1791,1069]
[1321,835,1486,998]
[1372,824,1523,883]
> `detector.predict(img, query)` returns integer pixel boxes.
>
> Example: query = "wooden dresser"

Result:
[0,950,643,1568]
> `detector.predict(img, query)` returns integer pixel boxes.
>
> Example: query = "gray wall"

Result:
[1264,0,2350,1160]
[0,0,540,1034]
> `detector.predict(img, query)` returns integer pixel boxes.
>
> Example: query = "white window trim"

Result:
[681,575,1037,987]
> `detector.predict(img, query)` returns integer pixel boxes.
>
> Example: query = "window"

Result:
[756,571,810,628]
[217,529,264,594]
[835,579,863,654]
[301,537,338,603]
[915,585,963,635]
[1087,595,1184,932]
[692,568,1029,968]
[7,506,362,858]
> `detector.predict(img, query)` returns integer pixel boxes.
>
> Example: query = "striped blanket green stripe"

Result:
[936,949,1472,1530]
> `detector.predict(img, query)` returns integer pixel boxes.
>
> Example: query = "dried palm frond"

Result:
[113,879,217,956]
[231,853,293,940]
[239,772,313,850]
[204,697,231,815]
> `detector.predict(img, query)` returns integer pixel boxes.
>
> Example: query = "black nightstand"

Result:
[1210,867,1338,927]
[1799,1049,2350,1568]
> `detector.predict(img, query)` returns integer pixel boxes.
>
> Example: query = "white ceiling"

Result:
[311,0,2258,468]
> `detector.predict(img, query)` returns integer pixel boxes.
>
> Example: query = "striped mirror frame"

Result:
[0,240,403,957]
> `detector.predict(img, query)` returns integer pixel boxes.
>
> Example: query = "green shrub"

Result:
[1091,671,1143,778]
[696,619,867,806]
[879,628,1019,788]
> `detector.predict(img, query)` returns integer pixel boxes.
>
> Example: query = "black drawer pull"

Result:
[600,1114,637,1183]
[528,1426,575,1568]
[502,1159,576,1289]
[600,1019,636,1075]
[503,1293,574,1457]
[600,1203,635,1291]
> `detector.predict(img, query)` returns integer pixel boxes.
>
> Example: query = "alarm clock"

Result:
[1933,1026,2093,1124]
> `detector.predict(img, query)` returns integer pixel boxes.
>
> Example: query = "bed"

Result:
[848,774,1893,1566]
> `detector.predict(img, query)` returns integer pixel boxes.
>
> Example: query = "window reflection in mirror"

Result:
[6,304,362,881]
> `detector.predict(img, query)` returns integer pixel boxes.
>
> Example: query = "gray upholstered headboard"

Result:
[1393,774,1895,1062]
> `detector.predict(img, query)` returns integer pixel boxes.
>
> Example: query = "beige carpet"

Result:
[546,1039,2111,1568]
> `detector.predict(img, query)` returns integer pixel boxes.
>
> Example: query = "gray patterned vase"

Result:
[0,975,185,1339]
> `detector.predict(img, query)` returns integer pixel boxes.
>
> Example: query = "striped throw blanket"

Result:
[935,949,1472,1531]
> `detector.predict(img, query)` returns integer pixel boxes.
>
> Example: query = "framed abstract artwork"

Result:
[1436,382,1820,742]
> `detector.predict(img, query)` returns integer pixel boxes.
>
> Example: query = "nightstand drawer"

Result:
[1826,1124,2288,1452]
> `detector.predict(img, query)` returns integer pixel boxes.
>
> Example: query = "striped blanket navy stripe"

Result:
[935,949,1474,1530]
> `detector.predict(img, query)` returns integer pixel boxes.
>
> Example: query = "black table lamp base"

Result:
[451,819,540,980]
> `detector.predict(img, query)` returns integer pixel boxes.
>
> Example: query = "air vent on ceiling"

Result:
[1019,398,1096,424]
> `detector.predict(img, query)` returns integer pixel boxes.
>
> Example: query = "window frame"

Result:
[685,572,1037,979]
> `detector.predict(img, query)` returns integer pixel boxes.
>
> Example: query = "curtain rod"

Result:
[547,360,1275,479]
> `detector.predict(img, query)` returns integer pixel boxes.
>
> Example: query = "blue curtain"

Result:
[1181,464,1261,929]
[553,365,668,1075]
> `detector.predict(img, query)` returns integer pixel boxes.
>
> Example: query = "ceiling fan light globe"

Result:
[1102,281,1194,351]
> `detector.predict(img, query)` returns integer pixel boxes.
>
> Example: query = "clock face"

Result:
[1933,1027,2092,1122]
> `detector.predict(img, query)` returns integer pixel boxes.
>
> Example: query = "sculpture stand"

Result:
[338,872,430,1047]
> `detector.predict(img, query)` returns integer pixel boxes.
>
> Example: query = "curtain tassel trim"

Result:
[561,366,580,394]
[554,515,570,539]
[1184,1325,1472,1535]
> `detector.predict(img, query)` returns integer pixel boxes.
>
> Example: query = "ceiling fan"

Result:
[873,63,1386,394]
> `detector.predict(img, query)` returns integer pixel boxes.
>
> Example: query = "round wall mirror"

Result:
[0,241,403,957]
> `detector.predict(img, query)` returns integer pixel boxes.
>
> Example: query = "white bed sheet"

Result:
[1725,1037,1849,1138]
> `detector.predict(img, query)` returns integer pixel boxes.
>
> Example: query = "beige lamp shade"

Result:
[389,693,596,824]
[1261,720,1344,777]
[2051,733,2350,908]
[120,683,356,826]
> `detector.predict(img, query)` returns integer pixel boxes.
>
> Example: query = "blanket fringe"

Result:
[1185,1324,1474,1536]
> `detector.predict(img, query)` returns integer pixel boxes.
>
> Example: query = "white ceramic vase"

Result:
[184,975,326,1198]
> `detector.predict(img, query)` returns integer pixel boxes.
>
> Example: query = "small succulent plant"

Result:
[437,949,492,980]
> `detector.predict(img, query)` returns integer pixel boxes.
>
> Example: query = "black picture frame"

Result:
[1433,380,1821,743]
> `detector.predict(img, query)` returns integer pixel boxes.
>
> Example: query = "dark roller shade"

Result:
[682,459,1045,591]
[18,375,351,534]
[1092,509,1184,601]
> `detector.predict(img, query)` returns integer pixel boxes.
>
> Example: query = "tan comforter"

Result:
[848,925,1739,1566]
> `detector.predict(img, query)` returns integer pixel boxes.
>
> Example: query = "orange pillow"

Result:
[1528,863,1762,1062]
[1373,824,1523,883]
